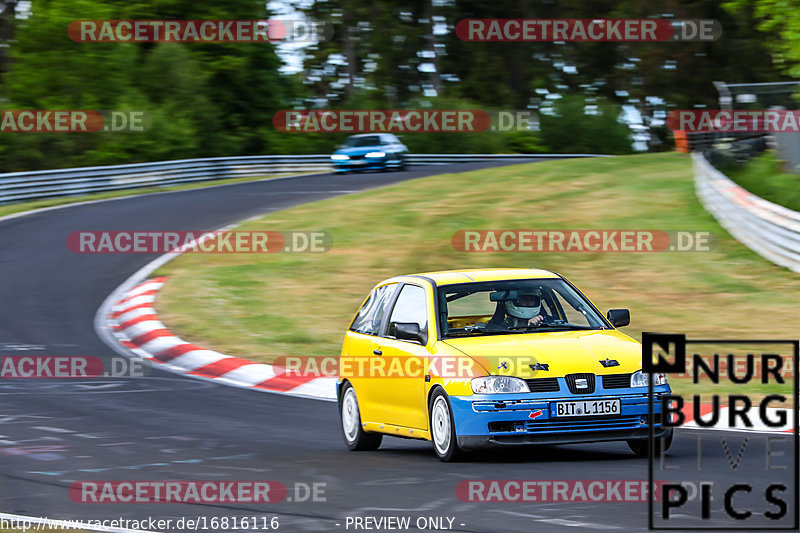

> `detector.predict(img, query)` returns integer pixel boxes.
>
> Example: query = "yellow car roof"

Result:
[395,268,560,286]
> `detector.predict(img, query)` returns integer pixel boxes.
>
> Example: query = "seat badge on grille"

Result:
[575,378,589,389]
[599,358,620,368]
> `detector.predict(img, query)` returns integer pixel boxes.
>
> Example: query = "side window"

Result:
[350,284,397,335]
[447,291,494,318]
[386,284,428,338]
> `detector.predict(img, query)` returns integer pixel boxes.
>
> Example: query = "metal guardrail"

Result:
[694,152,800,274]
[0,153,606,205]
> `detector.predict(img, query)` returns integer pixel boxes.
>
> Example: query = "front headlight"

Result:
[365,151,386,158]
[331,154,349,161]
[631,370,668,387]
[471,376,530,394]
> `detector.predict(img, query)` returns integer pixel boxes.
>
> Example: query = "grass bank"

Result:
[155,152,800,383]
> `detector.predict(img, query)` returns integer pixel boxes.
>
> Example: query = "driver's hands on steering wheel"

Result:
[527,314,545,326]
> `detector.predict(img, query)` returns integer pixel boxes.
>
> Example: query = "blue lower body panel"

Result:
[449,387,671,450]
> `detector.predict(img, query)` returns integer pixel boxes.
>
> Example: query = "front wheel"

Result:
[627,427,673,457]
[429,389,467,462]
[339,382,382,451]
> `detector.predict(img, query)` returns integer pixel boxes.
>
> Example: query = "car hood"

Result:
[441,329,642,379]
[335,145,383,156]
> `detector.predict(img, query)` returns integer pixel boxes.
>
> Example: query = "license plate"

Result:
[552,399,621,417]
[352,159,366,165]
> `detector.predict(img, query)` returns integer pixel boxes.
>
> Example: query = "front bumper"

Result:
[449,387,671,451]
[331,157,387,171]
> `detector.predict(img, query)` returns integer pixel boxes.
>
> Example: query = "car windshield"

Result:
[342,135,381,147]
[438,278,608,337]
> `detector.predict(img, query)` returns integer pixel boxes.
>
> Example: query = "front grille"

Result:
[489,415,643,434]
[526,414,641,433]
[349,154,364,160]
[489,421,524,433]
[602,373,632,389]
[565,373,595,394]
[525,377,560,393]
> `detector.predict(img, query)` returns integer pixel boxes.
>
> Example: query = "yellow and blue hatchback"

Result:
[337,268,672,461]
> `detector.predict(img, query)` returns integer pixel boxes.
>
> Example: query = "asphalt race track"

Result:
[0,161,794,532]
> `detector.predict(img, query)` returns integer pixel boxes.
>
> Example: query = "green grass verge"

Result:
[155,153,800,399]
[0,172,307,220]
[725,150,800,211]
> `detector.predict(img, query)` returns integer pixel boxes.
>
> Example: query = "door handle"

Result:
[373,349,383,356]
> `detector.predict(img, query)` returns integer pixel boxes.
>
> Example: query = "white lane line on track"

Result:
[488,510,546,519]
[490,511,621,530]
[0,512,157,533]
[31,426,75,433]
[351,497,452,513]
[538,518,620,529]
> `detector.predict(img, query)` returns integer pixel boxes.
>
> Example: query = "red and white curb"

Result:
[107,277,337,401]
[106,278,795,434]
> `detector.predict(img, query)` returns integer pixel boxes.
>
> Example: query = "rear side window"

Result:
[350,284,397,335]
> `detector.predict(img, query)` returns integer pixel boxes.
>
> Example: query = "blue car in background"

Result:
[331,134,408,172]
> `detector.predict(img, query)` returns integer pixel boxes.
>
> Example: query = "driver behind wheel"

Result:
[482,288,549,329]
[505,289,547,327]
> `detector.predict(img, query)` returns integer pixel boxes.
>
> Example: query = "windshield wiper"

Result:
[444,329,517,337]
[504,324,595,332]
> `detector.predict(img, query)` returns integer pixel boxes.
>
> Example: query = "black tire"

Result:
[627,428,673,457]
[339,382,382,451]
[429,388,467,462]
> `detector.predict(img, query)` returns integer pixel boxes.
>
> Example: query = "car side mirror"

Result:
[394,322,428,345]
[606,309,630,328]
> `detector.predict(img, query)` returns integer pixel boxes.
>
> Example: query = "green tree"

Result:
[0,0,289,170]
[539,95,633,155]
